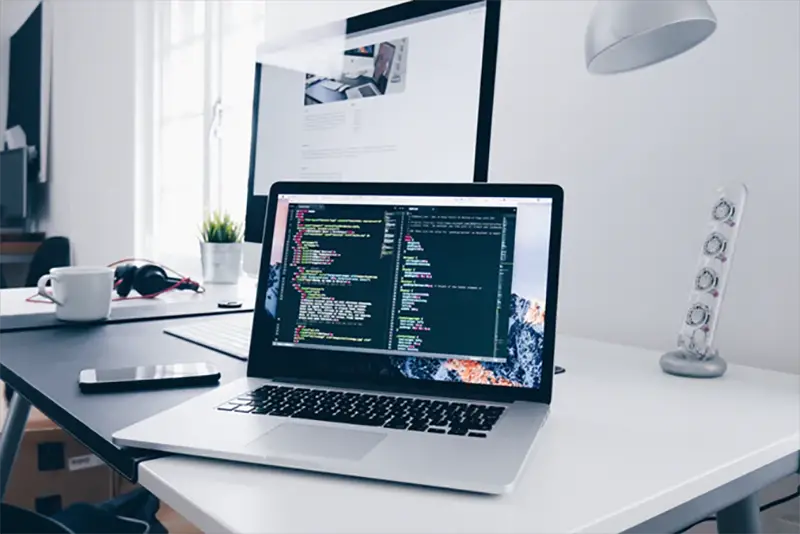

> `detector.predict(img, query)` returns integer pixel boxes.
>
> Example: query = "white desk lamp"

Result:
[585,0,716,74]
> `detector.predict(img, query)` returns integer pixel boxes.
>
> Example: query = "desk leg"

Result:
[0,392,31,500]
[716,494,761,534]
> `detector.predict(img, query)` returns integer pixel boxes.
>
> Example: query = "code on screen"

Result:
[274,203,516,363]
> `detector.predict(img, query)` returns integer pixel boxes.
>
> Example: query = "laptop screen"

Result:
[264,193,553,390]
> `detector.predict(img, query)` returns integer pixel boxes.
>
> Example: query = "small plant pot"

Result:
[200,242,242,284]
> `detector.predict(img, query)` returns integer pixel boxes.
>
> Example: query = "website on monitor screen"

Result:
[253,3,487,195]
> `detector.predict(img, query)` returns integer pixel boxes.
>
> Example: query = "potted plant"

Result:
[199,211,243,284]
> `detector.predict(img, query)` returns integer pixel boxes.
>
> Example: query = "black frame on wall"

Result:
[6,2,43,183]
[3,1,47,233]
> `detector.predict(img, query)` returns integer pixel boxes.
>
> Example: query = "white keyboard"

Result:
[164,314,253,361]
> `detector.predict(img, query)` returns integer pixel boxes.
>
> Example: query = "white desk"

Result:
[136,336,800,533]
[0,282,256,315]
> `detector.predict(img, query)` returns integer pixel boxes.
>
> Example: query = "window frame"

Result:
[147,1,267,270]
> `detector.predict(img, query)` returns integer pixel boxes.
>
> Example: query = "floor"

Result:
[158,504,202,534]
[679,473,800,534]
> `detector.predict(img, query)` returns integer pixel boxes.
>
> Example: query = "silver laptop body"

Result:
[114,182,564,494]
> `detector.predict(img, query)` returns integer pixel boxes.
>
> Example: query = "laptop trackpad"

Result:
[246,423,386,461]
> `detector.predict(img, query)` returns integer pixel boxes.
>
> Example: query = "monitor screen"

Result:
[0,149,28,226]
[245,1,499,249]
[263,193,553,390]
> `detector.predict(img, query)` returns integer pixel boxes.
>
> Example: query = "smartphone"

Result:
[78,362,220,393]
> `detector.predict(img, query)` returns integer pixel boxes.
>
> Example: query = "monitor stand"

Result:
[242,241,262,279]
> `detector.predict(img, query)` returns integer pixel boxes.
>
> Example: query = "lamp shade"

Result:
[586,0,717,74]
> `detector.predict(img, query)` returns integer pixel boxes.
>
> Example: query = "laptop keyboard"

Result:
[217,385,505,438]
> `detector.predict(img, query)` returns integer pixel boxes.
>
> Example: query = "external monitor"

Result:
[243,0,501,276]
[0,148,28,229]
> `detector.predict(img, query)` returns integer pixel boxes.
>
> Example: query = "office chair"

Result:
[24,236,71,287]
[0,504,71,534]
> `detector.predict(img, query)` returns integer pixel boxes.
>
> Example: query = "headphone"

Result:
[113,263,202,298]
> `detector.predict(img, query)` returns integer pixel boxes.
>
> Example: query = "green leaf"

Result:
[199,210,243,243]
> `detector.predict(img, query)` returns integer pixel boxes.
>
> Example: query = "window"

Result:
[149,1,400,271]
[151,0,267,268]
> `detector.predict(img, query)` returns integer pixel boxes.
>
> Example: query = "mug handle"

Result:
[37,274,64,306]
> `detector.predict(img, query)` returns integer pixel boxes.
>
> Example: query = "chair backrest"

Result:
[0,503,73,534]
[24,236,71,287]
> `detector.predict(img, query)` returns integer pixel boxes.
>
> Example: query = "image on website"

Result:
[304,38,408,105]
[264,197,551,390]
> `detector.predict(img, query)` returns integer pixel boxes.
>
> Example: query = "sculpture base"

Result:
[660,349,727,378]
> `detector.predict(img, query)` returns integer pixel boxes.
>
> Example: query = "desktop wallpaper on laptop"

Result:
[264,197,551,390]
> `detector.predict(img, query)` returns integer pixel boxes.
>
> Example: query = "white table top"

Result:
[0,278,256,316]
[138,336,800,534]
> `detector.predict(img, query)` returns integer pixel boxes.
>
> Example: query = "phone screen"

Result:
[88,363,218,383]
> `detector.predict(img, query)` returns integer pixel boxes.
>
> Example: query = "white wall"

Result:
[45,0,139,265]
[1,0,141,265]
[490,0,799,374]
[266,0,800,374]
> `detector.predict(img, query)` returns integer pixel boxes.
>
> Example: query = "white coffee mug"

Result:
[37,266,115,322]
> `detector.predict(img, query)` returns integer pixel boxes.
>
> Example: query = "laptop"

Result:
[114,181,564,494]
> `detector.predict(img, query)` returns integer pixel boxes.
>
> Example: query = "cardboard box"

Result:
[0,383,114,515]
[1,384,201,533]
